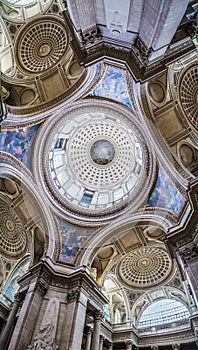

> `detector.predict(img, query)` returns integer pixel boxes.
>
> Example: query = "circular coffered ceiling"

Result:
[36,102,154,221]
[0,199,28,259]
[179,65,198,130]
[67,119,137,189]
[15,18,67,73]
[118,246,172,289]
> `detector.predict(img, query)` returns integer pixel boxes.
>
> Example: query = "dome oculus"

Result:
[90,139,115,165]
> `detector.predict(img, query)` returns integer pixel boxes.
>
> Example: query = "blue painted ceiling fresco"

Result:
[146,165,186,216]
[0,123,41,170]
[58,219,96,264]
[89,64,133,109]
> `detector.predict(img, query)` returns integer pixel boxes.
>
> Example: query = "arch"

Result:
[0,157,57,260]
[79,211,175,266]
[138,297,190,329]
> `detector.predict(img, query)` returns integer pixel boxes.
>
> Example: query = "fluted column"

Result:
[0,293,21,350]
[66,289,88,350]
[90,310,103,350]
[85,327,92,350]
[99,335,104,350]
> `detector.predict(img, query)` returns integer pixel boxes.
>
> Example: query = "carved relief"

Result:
[27,297,59,350]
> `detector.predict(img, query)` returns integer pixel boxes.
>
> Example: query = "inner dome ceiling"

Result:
[36,101,154,221]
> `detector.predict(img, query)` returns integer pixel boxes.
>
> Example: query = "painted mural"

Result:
[89,65,133,109]
[90,139,115,165]
[0,124,41,169]
[146,165,186,216]
[58,219,96,264]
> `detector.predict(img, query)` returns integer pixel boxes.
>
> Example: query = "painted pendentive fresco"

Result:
[146,165,186,216]
[89,65,133,109]
[58,219,96,264]
[0,124,41,169]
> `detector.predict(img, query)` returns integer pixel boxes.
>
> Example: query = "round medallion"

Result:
[16,18,67,73]
[38,43,52,57]
[179,65,198,130]
[5,219,15,232]
[90,139,115,165]
[119,246,172,289]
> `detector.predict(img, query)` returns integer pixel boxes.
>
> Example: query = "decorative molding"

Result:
[36,279,49,296]
[63,10,195,83]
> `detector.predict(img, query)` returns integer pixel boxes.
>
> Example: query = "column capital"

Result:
[67,288,80,303]
[180,244,198,265]
[37,279,48,296]
[94,310,104,321]
[14,291,24,303]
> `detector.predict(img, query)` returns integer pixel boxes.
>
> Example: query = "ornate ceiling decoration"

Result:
[118,246,172,289]
[179,64,198,130]
[36,101,154,221]
[0,199,28,259]
[15,18,68,73]
[67,119,139,190]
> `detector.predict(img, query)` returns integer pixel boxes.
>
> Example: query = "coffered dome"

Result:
[0,199,28,259]
[118,246,173,289]
[15,17,67,73]
[179,65,198,130]
[36,102,154,221]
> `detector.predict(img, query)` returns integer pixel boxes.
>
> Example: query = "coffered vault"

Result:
[0,1,198,350]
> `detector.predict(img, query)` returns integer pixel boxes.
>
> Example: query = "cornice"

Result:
[63,10,196,83]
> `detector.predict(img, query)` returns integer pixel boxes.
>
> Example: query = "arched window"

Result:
[2,257,30,302]
[138,298,190,328]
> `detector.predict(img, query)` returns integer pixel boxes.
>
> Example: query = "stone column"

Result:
[179,244,198,305]
[66,288,88,350]
[85,327,92,350]
[108,343,113,350]
[0,293,21,350]
[99,335,104,350]
[90,310,103,350]
[8,278,48,350]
